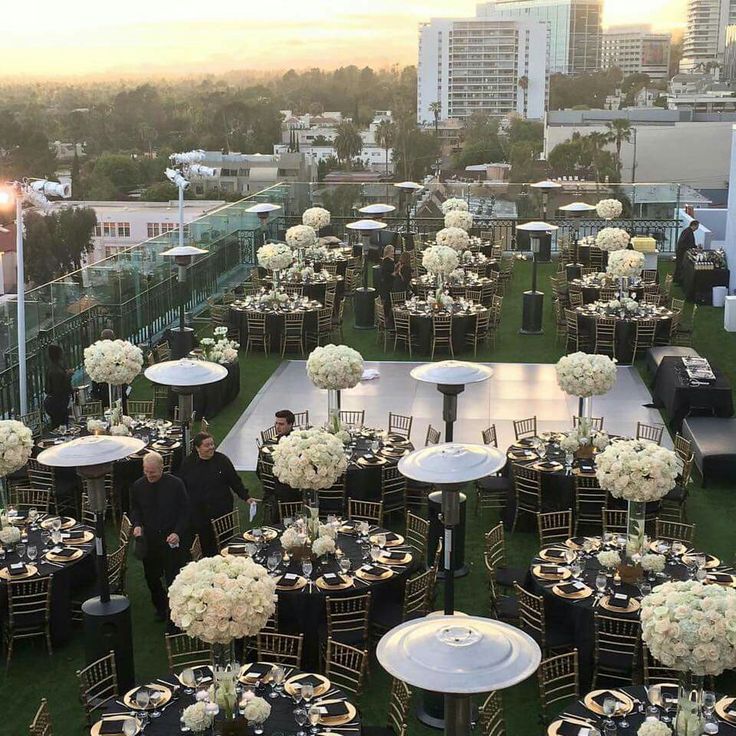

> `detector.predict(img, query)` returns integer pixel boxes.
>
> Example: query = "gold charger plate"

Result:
[532,461,564,473]
[715,697,736,724]
[90,715,141,736]
[276,574,308,591]
[583,689,634,716]
[176,665,213,686]
[369,533,404,547]
[508,451,538,461]
[63,530,95,545]
[356,566,393,581]
[682,553,720,569]
[285,672,331,697]
[338,524,359,534]
[565,537,600,551]
[315,574,354,591]
[316,699,358,726]
[123,682,172,710]
[46,547,84,563]
[599,595,640,614]
[0,563,38,581]
[378,552,412,566]
[649,540,688,555]
[152,441,181,451]
[357,455,387,467]
[539,547,571,563]
[532,564,572,581]
[551,583,592,600]
[221,545,252,557]
[239,662,274,684]
[243,528,278,543]
[41,516,76,530]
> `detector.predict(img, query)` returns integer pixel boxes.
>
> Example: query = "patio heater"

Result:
[517,221,559,335]
[346,218,386,329]
[393,181,423,250]
[530,180,561,263]
[38,434,145,689]
[559,201,597,278]
[377,615,540,736]
[245,202,281,245]
[161,244,208,358]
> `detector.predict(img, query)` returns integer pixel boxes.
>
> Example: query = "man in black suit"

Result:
[130,452,189,621]
[675,220,699,284]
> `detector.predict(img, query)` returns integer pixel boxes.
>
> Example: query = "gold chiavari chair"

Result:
[372,568,435,637]
[211,509,240,550]
[660,453,694,521]
[375,298,392,350]
[636,421,664,445]
[425,425,441,446]
[29,698,53,736]
[316,476,346,517]
[260,425,278,444]
[662,273,673,297]
[325,592,372,648]
[283,284,304,298]
[602,509,628,536]
[465,309,491,357]
[348,499,383,525]
[631,319,657,362]
[513,416,537,440]
[390,291,407,309]
[537,650,580,725]
[76,651,119,726]
[190,534,203,562]
[339,410,365,428]
[554,300,567,345]
[378,678,413,736]
[20,409,43,438]
[278,501,304,523]
[256,632,303,669]
[5,576,53,666]
[466,288,482,303]
[515,583,574,655]
[593,613,641,687]
[478,691,506,736]
[405,512,430,565]
[152,386,170,418]
[324,639,368,697]
[670,297,685,313]
[164,633,212,673]
[380,466,406,520]
[599,287,617,302]
[475,425,511,516]
[488,295,503,348]
[292,411,310,428]
[537,509,573,547]
[564,309,584,353]
[574,474,607,535]
[643,293,662,307]
[572,415,604,431]
[245,311,269,356]
[641,269,658,283]
[153,341,171,362]
[8,486,51,513]
[127,400,154,419]
[388,412,413,440]
[392,310,415,357]
[107,543,128,596]
[654,519,695,545]
[568,286,584,309]
[281,313,305,357]
[483,523,526,591]
[643,642,681,686]
[119,512,132,547]
[81,401,104,418]
[673,303,697,346]
[306,306,333,348]
[594,316,617,359]
[431,313,454,359]
[511,463,542,533]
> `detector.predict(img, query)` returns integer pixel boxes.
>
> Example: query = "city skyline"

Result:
[4,0,686,79]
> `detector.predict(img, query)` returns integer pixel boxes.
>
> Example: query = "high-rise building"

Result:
[725,25,736,81]
[602,26,671,80]
[417,16,549,124]
[476,0,603,74]
[680,0,736,73]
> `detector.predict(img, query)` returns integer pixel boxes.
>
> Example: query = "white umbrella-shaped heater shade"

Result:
[145,358,228,388]
[37,435,145,468]
[358,203,396,215]
[517,221,559,232]
[245,203,281,214]
[346,219,388,231]
[530,179,562,190]
[410,360,493,387]
[559,202,596,213]
[377,615,541,693]
[394,182,424,191]
[161,245,208,258]
[398,443,506,485]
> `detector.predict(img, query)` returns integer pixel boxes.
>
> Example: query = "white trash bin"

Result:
[725,296,736,332]
[713,286,728,308]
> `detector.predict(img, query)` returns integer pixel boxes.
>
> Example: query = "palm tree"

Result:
[374,120,396,175]
[605,119,632,174]
[334,122,363,170]
[517,76,529,115]
[429,101,441,135]
[586,131,610,182]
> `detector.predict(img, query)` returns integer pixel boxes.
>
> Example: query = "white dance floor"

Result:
[220,361,669,472]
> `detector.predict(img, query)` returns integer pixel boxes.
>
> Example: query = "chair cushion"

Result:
[663,485,686,503]
[495,565,527,588]
[477,476,512,493]
[495,595,519,622]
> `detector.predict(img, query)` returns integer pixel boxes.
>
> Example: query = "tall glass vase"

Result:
[577,396,593,420]
[675,672,704,736]
[327,388,341,433]
[437,272,445,292]
[273,269,281,289]
[211,641,241,734]
[619,277,627,299]
[626,500,646,559]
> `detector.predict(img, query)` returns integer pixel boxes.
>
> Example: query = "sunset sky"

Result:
[3,0,686,79]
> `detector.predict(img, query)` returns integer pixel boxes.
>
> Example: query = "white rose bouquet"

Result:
[435,227,470,252]
[638,722,672,736]
[201,328,239,365]
[84,339,143,386]
[441,198,469,214]
[304,245,329,262]
[281,526,309,551]
[0,525,21,545]
[444,210,473,231]
[595,227,630,252]
[640,580,736,676]
[312,535,336,558]
[559,422,609,453]
[286,224,317,249]
[597,550,621,569]
[555,352,617,397]
[110,424,131,437]
[596,199,623,220]
[257,243,293,272]
[595,439,679,502]
[641,553,666,573]
[607,249,645,279]
[182,702,214,733]
[272,427,348,491]
[306,345,364,390]
[168,555,276,644]
[86,419,107,434]
[0,420,33,478]
[422,245,459,275]
[302,207,331,231]
[243,695,272,724]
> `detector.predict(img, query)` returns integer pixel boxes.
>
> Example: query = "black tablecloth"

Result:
[681,260,729,304]
[230,308,319,353]
[577,313,671,364]
[192,361,240,419]
[653,356,734,432]
[571,283,645,305]
[397,310,477,354]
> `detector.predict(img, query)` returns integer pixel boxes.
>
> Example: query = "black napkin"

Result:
[53,547,78,558]
[518,437,536,446]
[577,461,595,473]
[384,532,399,542]
[8,563,27,576]
[157,438,175,447]
[192,666,212,683]
[558,582,586,595]
[544,548,566,560]
[99,719,126,735]
[64,529,84,540]
[539,565,562,576]
[592,691,620,708]
[659,686,678,703]
[608,593,630,609]
[291,674,324,688]
[243,663,272,679]
[556,722,586,736]
[539,461,559,470]
[361,564,388,577]
[320,701,350,717]
[279,574,300,587]
[228,545,248,555]
[383,550,406,561]
[708,573,733,583]
[568,537,589,548]
[322,573,343,587]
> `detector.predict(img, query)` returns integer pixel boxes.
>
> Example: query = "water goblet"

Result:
[370,545,381,563]
[294,707,308,736]
[17,543,26,561]
[301,683,314,705]
[26,544,37,563]
[645,706,660,722]
[570,560,583,579]
[703,691,716,717]
[150,690,163,718]
[308,705,321,734]
[28,507,38,527]
[595,572,607,600]
[180,667,196,695]
[51,529,62,547]
[292,684,303,705]
[124,717,139,736]
[603,697,617,729]
[267,552,280,576]
[376,533,387,549]
[245,542,257,558]
[135,689,151,712]
[302,560,313,580]
[617,701,629,729]
[51,516,62,534]
[270,665,285,698]
[640,580,652,597]
[339,557,351,576]
[703,715,719,734]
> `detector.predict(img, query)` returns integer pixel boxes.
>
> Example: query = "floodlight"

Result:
[188,164,216,178]
[170,150,206,165]
[30,179,71,199]
[165,168,189,189]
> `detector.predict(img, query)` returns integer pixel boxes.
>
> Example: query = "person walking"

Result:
[675,220,698,284]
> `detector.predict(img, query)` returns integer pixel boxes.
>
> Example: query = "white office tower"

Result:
[680,0,736,73]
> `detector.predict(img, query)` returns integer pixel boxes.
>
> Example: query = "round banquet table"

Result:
[229,522,414,669]
[568,277,645,305]
[0,516,95,645]
[263,275,344,303]
[230,300,321,353]
[525,534,733,689]
[96,664,361,736]
[393,304,483,354]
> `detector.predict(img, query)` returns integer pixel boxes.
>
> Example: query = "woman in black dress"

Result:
[43,344,72,428]
[393,252,414,294]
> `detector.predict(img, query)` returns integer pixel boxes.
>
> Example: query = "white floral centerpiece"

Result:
[607,249,645,279]
[422,245,459,277]
[200,326,239,365]
[306,345,364,390]
[286,224,317,250]
[242,694,272,724]
[86,419,107,434]
[596,199,623,220]
[605,297,639,314]
[638,722,672,736]
[597,550,621,569]
[84,339,143,386]
[559,420,610,456]
[302,207,331,231]
[640,553,666,573]
[444,210,473,231]
[435,227,470,252]
[257,243,293,272]
[271,427,348,491]
[182,702,214,734]
[304,244,329,262]
[312,534,336,558]
[595,227,630,252]
[555,352,617,398]
[168,555,276,644]
[280,507,337,559]
[0,420,33,480]
[441,197,469,213]
[0,524,21,546]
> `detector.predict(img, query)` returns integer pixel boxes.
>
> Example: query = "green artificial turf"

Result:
[2,259,735,735]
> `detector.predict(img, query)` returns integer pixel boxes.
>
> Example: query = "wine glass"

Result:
[51,517,62,534]
[180,667,196,695]
[703,692,716,717]
[245,542,257,558]
[292,683,304,706]
[28,507,38,527]
[135,689,150,711]
[51,529,62,547]
[603,697,617,729]
[270,665,285,698]
[617,700,629,729]
[26,544,37,563]
[570,560,583,579]
[370,545,381,563]
[294,707,308,736]
[17,543,26,561]
[267,552,280,576]
[150,689,163,719]
[339,557,351,576]
[302,560,313,580]
[375,533,387,549]
[595,572,607,601]
[648,684,662,711]
[123,717,138,736]
[308,704,321,734]
[301,683,314,705]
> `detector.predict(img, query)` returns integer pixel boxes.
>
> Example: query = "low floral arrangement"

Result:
[257,243,293,272]
[579,235,597,247]
[638,721,672,736]
[422,245,459,275]
[168,555,276,644]
[87,419,107,434]
[444,210,473,231]
[261,288,291,306]
[555,352,617,398]
[286,224,317,249]
[559,421,610,454]
[84,339,143,386]
[200,327,239,365]
[242,693,272,724]
[607,249,645,279]
[304,244,329,262]
[641,553,666,573]
[640,580,736,676]
[281,508,337,558]
[302,206,331,231]
[436,227,470,251]
[597,550,621,569]
[182,702,214,733]
[595,439,679,502]
[271,427,348,490]
[605,297,639,313]
[312,534,336,558]
[595,227,630,252]
[306,345,364,390]
[596,199,623,220]
[0,525,21,545]
[0,420,33,478]
[441,197,469,213]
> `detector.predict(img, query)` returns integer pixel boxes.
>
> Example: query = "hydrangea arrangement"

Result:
[435,227,470,251]
[87,419,107,434]
[444,210,473,231]
[607,249,646,279]
[597,550,622,569]
[559,422,610,453]
[84,339,143,386]
[168,555,276,644]
[595,439,679,502]
[286,224,317,249]
[641,553,666,573]
[0,525,21,545]
[257,243,293,272]
[0,420,33,478]
[200,327,239,364]
[243,695,272,724]
[596,199,623,220]
[422,245,459,275]
[312,535,336,558]
[640,580,736,676]
[302,207,331,231]
[595,227,630,252]
[441,197,469,214]
[638,721,672,736]
[606,297,639,313]
[182,702,215,733]
[304,245,329,262]
[271,427,348,491]
[555,352,617,397]
[306,345,364,390]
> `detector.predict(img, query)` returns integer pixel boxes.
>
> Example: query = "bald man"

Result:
[130,452,190,621]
